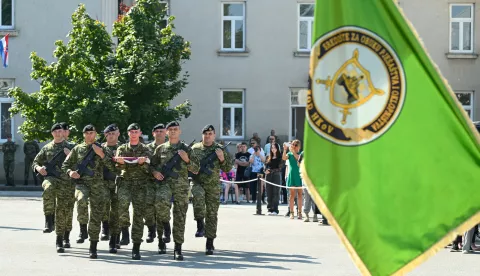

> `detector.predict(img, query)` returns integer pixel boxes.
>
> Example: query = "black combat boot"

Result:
[146,224,156,243]
[174,243,184,261]
[63,231,71,248]
[56,235,65,253]
[115,234,121,249]
[162,222,171,243]
[132,243,141,260]
[206,238,215,255]
[43,215,54,233]
[158,240,166,254]
[109,235,117,254]
[24,180,28,186]
[120,227,130,245]
[101,221,109,241]
[89,241,98,259]
[195,219,205,238]
[76,224,88,243]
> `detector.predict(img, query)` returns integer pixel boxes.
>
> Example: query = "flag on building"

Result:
[0,34,9,68]
[301,0,480,275]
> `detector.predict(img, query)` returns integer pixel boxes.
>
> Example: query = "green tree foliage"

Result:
[9,0,191,142]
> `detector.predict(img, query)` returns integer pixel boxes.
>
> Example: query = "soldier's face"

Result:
[166,126,181,139]
[52,129,64,140]
[105,131,117,144]
[84,131,97,143]
[153,129,166,140]
[202,130,216,144]
[128,130,141,141]
[64,129,70,138]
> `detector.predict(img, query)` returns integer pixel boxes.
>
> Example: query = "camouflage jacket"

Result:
[151,141,200,185]
[32,140,73,180]
[61,142,112,181]
[102,142,121,177]
[191,142,233,185]
[115,142,151,180]
[146,141,163,155]
[24,141,40,159]
[2,141,16,161]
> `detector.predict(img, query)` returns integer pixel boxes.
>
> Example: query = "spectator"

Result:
[264,135,281,157]
[265,129,280,146]
[250,133,261,147]
[221,168,239,204]
[282,140,303,219]
[265,143,282,215]
[248,140,265,202]
[235,142,251,202]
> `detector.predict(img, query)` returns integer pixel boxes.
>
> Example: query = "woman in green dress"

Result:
[282,140,303,219]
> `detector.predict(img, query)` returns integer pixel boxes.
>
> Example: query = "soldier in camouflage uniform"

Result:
[59,122,76,248]
[23,139,40,186]
[144,123,167,243]
[100,124,122,253]
[152,121,199,261]
[2,133,17,186]
[115,123,151,260]
[62,124,111,259]
[191,125,233,255]
[33,123,72,253]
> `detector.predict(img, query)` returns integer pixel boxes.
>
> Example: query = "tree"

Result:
[9,0,192,142]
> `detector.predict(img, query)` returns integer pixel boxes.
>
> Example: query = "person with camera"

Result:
[248,140,265,203]
[282,140,303,219]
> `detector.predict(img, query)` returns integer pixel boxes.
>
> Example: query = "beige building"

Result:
[0,0,479,184]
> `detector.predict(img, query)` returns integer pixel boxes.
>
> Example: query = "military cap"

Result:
[166,121,180,129]
[59,122,69,130]
[202,124,215,134]
[152,123,165,132]
[127,123,141,131]
[82,124,96,133]
[51,123,63,132]
[6,133,12,138]
[104,124,118,133]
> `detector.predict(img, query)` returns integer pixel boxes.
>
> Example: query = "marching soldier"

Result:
[152,121,199,261]
[191,125,232,255]
[23,139,40,186]
[62,124,110,259]
[144,123,167,243]
[33,123,72,253]
[2,133,17,186]
[100,124,122,253]
[115,123,151,260]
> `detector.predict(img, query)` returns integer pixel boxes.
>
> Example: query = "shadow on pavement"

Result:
[60,248,320,270]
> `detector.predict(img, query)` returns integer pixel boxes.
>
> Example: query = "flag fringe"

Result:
[301,163,480,276]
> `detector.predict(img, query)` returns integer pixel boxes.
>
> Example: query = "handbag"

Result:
[244,166,252,179]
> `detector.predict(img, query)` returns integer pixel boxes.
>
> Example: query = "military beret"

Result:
[103,124,118,133]
[59,122,69,130]
[152,123,165,132]
[127,123,141,131]
[166,121,180,129]
[6,133,12,138]
[202,124,215,134]
[51,123,63,132]
[82,124,96,133]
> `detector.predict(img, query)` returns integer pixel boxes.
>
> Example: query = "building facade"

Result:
[0,0,479,184]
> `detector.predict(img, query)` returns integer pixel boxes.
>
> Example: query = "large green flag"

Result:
[302,1,480,275]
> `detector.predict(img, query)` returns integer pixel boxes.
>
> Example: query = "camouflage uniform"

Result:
[62,142,111,242]
[64,141,76,234]
[145,141,163,227]
[116,142,151,244]
[152,141,199,244]
[32,140,72,235]
[2,140,16,186]
[191,142,232,239]
[23,140,40,186]
[102,142,120,236]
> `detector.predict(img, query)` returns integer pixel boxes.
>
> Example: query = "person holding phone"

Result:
[282,140,303,220]
[248,140,265,202]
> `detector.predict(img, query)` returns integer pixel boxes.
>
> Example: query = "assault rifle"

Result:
[198,142,231,175]
[103,167,116,181]
[36,149,67,181]
[75,140,104,178]
[158,139,196,181]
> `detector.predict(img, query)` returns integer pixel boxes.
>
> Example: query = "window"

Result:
[157,0,169,29]
[221,3,245,51]
[0,0,13,29]
[455,91,474,119]
[298,3,314,51]
[450,4,474,53]
[0,79,13,140]
[221,90,244,138]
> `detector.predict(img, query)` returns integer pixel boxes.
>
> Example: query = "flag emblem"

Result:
[308,26,406,146]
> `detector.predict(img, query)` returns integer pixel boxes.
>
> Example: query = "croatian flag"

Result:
[0,34,8,68]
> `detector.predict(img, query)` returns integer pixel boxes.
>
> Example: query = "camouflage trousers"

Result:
[24,157,38,185]
[155,181,188,244]
[143,180,157,227]
[192,182,221,239]
[102,179,119,235]
[75,180,107,242]
[4,159,14,185]
[118,178,147,243]
[65,182,75,231]
[42,177,74,236]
